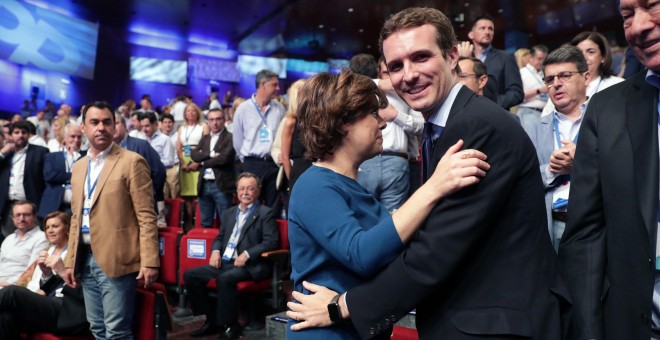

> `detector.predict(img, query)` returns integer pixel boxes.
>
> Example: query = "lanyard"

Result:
[233,204,257,239]
[11,152,25,167]
[251,98,269,126]
[552,114,579,149]
[184,125,198,145]
[86,158,101,200]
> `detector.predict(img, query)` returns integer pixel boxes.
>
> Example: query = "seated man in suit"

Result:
[184,172,278,340]
[524,46,590,252]
[38,124,85,218]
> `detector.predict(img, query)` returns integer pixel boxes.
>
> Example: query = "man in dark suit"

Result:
[191,108,236,228]
[0,120,48,241]
[558,1,660,338]
[467,14,523,110]
[114,113,166,213]
[38,124,85,218]
[184,172,278,340]
[287,8,569,339]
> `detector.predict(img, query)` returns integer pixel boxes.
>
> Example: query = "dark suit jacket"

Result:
[212,204,278,280]
[558,71,656,339]
[483,48,524,110]
[38,150,86,218]
[0,144,48,212]
[125,136,166,204]
[347,87,570,339]
[190,129,236,194]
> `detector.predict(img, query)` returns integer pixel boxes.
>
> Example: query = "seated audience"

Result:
[184,172,278,340]
[0,201,48,286]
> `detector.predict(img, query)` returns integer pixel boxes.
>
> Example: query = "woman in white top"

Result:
[47,116,69,153]
[541,31,624,116]
[26,211,69,296]
[177,103,209,229]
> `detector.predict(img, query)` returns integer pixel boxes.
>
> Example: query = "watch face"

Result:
[328,303,341,322]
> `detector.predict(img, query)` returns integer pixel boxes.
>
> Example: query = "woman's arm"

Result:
[280,117,296,179]
[392,140,489,243]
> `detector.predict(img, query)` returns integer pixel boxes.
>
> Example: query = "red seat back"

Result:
[164,198,184,228]
[158,227,183,285]
[178,228,219,285]
[391,326,419,340]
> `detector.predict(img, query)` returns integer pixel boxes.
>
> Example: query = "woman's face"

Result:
[45,217,67,246]
[577,39,603,78]
[185,106,199,123]
[343,110,386,161]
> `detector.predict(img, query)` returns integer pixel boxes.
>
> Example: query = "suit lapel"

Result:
[539,115,554,162]
[626,73,659,245]
[91,144,121,208]
[236,205,259,245]
[429,87,474,170]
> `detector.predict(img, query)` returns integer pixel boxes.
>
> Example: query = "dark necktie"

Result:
[421,122,443,183]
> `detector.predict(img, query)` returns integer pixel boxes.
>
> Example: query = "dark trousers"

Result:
[183,262,252,326]
[0,202,16,240]
[0,285,62,339]
[242,158,280,211]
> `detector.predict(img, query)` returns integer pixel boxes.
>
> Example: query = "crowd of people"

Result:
[0,1,657,338]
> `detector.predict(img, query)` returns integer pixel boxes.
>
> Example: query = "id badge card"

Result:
[552,181,570,209]
[204,168,213,177]
[222,242,237,261]
[81,224,90,234]
[258,126,271,143]
[184,145,191,157]
[539,93,549,102]
[65,183,71,190]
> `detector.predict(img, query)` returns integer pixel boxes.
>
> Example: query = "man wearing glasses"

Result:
[458,56,489,96]
[524,45,589,252]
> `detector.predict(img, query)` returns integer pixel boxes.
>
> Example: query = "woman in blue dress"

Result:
[286,70,490,339]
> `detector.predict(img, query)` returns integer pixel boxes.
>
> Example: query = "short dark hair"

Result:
[12,200,36,216]
[543,45,588,74]
[297,69,388,161]
[349,53,379,78]
[138,111,158,124]
[237,172,262,188]
[10,120,31,134]
[379,7,458,62]
[160,113,174,122]
[472,14,495,29]
[570,31,614,78]
[207,108,224,118]
[530,44,549,56]
[82,101,115,124]
[24,120,37,135]
[459,56,488,77]
[255,70,279,88]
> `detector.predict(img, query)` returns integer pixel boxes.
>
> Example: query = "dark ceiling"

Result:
[38,0,625,60]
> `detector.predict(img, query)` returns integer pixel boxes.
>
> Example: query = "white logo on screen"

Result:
[0,0,81,75]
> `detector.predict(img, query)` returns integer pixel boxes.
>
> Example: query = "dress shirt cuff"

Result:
[543,165,559,187]
[243,250,250,259]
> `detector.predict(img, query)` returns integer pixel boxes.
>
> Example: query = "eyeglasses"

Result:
[458,73,480,80]
[542,71,581,86]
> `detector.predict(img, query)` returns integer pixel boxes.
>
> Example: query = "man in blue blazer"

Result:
[38,124,85,218]
[525,46,590,252]
[468,14,523,110]
[0,120,48,240]
[114,113,166,212]
[184,172,278,340]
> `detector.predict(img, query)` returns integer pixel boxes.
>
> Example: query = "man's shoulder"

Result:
[27,144,49,156]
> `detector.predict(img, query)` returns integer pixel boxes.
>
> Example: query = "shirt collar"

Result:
[553,97,590,122]
[427,83,464,128]
[238,202,255,214]
[89,143,113,162]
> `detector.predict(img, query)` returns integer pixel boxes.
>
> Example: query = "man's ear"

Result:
[478,75,489,90]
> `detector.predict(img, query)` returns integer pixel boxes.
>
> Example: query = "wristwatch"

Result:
[327,294,342,323]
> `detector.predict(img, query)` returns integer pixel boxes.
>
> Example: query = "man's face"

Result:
[621,0,660,71]
[383,24,459,118]
[161,118,174,134]
[82,107,115,151]
[36,111,45,120]
[236,177,260,207]
[12,204,36,233]
[530,51,547,71]
[207,111,225,134]
[11,128,28,150]
[140,99,151,110]
[64,126,83,152]
[545,62,589,114]
[468,19,494,47]
[131,115,140,131]
[260,78,280,100]
[113,115,127,142]
[458,59,482,94]
[140,118,157,138]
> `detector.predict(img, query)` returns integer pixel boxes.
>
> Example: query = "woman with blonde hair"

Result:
[176,103,210,229]
[47,116,69,152]
[515,48,531,69]
[275,79,307,191]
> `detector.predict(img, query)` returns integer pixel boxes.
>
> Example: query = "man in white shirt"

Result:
[524,46,590,251]
[140,111,175,227]
[0,201,48,286]
[159,113,180,199]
